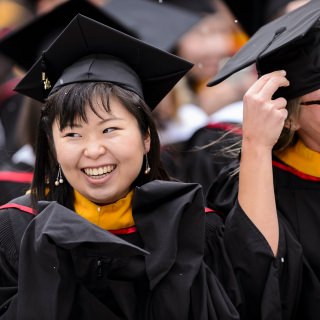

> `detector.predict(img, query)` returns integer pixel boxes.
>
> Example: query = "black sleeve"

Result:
[204,211,242,309]
[133,181,240,320]
[205,201,304,320]
[0,195,37,318]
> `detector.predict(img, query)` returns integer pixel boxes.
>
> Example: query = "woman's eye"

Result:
[103,127,117,134]
[63,132,81,138]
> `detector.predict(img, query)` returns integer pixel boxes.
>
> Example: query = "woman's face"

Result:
[296,89,320,152]
[52,95,150,204]
[177,14,234,82]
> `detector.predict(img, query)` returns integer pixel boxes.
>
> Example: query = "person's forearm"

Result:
[238,140,279,255]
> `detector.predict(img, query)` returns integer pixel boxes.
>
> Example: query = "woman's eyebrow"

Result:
[97,116,124,125]
[300,100,320,106]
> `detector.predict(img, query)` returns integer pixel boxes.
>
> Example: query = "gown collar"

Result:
[73,189,135,231]
[275,139,320,178]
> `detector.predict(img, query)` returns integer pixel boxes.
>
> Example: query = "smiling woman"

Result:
[0,13,243,320]
[52,86,151,205]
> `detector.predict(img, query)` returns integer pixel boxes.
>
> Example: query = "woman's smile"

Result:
[82,164,116,178]
[81,164,117,186]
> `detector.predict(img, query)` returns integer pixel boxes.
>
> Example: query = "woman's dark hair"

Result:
[31,82,170,209]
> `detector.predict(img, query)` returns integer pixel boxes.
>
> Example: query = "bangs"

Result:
[42,81,150,138]
[46,82,113,129]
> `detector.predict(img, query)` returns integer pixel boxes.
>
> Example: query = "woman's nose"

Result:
[83,141,106,159]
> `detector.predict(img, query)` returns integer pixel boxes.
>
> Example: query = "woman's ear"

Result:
[284,118,300,131]
[284,118,290,129]
[144,128,151,153]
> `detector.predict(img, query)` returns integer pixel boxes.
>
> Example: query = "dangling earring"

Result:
[55,164,64,186]
[144,154,151,175]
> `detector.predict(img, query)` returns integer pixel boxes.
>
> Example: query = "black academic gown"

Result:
[0,180,239,320]
[206,156,320,319]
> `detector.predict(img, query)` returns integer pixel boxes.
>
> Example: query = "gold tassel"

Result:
[42,72,51,90]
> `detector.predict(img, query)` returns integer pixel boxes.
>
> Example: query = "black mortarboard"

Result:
[208,0,320,100]
[14,14,193,109]
[0,0,136,71]
[103,0,202,52]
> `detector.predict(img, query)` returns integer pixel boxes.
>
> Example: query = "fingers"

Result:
[273,97,287,110]
[246,70,289,100]
[242,71,290,149]
[271,97,288,124]
[260,73,290,99]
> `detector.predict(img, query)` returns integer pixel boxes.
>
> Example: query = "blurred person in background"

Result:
[0,0,35,155]
[158,0,250,187]
[0,1,36,204]
[176,1,252,117]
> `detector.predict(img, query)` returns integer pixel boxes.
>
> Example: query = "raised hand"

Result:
[242,70,289,150]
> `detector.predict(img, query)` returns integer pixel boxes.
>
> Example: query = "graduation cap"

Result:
[103,0,203,52]
[0,0,136,71]
[14,14,193,109]
[207,0,320,100]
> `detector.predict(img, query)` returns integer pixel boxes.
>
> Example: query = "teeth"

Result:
[84,165,115,176]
